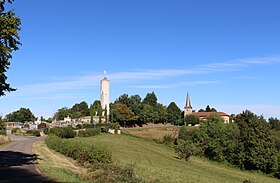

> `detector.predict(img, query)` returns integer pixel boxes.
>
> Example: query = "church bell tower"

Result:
[184,93,192,116]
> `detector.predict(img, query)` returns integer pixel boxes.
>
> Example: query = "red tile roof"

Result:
[191,112,229,118]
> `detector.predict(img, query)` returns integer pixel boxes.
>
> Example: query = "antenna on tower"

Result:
[104,70,108,79]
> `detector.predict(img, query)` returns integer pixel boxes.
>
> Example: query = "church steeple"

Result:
[184,92,192,116]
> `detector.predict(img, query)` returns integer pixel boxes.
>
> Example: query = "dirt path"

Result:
[0,135,53,183]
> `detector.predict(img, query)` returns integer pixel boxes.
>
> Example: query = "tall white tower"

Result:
[100,71,110,115]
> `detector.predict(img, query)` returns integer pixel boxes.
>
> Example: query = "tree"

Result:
[198,109,205,112]
[143,92,158,107]
[139,104,153,123]
[71,101,89,118]
[54,107,71,120]
[0,0,21,96]
[156,104,168,124]
[6,108,35,122]
[268,117,280,131]
[0,116,6,135]
[167,102,182,124]
[234,110,278,173]
[104,106,108,123]
[205,105,211,112]
[92,100,101,116]
[185,114,200,126]
[111,103,135,123]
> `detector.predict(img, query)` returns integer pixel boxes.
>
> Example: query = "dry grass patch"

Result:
[123,126,179,140]
[0,135,10,145]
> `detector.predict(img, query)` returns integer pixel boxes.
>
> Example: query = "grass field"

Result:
[70,134,280,183]
[33,141,88,183]
[122,125,180,140]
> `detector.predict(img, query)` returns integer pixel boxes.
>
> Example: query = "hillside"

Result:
[70,134,280,183]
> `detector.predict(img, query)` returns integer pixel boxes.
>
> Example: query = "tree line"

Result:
[175,110,280,179]
[110,92,183,126]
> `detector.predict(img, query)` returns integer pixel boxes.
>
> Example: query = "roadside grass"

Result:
[72,134,280,183]
[0,135,10,146]
[33,140,88,183]
[122,126,180,140]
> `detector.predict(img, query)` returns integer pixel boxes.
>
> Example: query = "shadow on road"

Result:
[0,151,55,183]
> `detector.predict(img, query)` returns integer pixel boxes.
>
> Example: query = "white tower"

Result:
[100,71,110,115]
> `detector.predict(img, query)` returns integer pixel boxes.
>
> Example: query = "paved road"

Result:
[0,135,53,183]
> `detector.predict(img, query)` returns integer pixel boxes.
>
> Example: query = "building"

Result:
[100,71,110,116]
[191,112,230,123]
[184,93,230,123]
[184,93,192,116]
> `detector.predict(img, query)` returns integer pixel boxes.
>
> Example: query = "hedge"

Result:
[45,134,112,164]
[78,128,101,137]
[26,129,40,137]
[49,126,76,138]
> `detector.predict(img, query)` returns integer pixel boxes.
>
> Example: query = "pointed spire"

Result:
[186,92,192,108]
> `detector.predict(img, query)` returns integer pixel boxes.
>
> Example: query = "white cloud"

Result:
[127,80,220,89]
[6,55,280,98]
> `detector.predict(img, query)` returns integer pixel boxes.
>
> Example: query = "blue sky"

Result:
[1,0,280,119]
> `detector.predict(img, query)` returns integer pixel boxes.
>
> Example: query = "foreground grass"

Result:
[72,134,280,183]
[33,141,88,183]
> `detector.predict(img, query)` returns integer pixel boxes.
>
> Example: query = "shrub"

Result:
[11,127,21,135]
[26,129,40,137]
[175,139,198,161]
[43,128,49,134]
[185,114,200,126]
[38,123,47,129]
[78,128,101,137]
[45,134,112,164]
[49,126,76,138]
[162,134,175,146]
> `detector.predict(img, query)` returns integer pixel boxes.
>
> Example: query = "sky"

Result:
[1,0,280,119]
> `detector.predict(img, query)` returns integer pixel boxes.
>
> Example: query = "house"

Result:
[184,93,230,123]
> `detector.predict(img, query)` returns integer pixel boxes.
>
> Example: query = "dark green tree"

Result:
[156,104,168,123]
[0,116,6,135]
[6,108,35,122]
[139,104,153,123]
[268,117,280,131]
[185,114,200,126]
[205,105,211,112]
[143,92,158,107]
[71,101,89,118]
[54,107,71,120]
[0,0,21,96]
[167,102,182,124]
[104,106,108,123]
[235,110,278,173]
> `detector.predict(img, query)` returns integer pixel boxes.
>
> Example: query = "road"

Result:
[0,135,53,183]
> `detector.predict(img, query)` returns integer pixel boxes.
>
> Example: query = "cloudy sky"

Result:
[1,0,280,119]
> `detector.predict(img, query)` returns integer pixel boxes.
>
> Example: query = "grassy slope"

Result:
[33,141,88,183]
[72,134,280,183]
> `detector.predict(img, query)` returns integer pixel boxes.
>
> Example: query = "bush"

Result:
[78,128,101,137]
[26,129,40,137]
[185,114,200,126]
[175,139,198,161]
[45,134,112,164]
[162,134,175,146]
[11,127,21,135]
[49,126,76,138]
[43,128,49,134]
[38,123,47,129]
